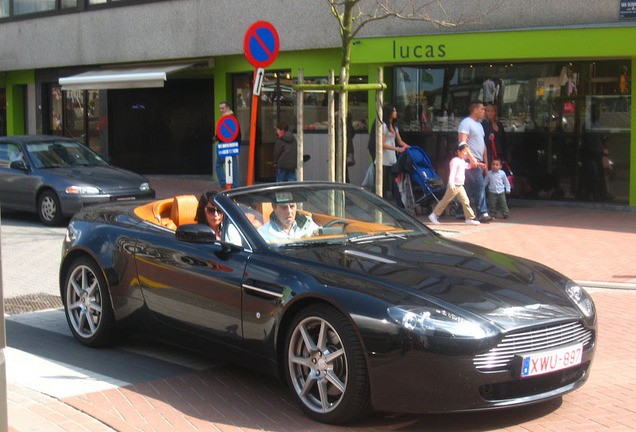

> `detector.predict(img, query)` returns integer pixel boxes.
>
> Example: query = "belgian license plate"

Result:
[520,343,583,378]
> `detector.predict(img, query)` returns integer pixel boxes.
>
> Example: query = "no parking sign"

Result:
[243,21,280,186]
[243,21,280,69]
[216,115,240,188]
[216,115,240,143]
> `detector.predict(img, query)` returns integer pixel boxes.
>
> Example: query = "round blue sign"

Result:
[243,21,280,68]
[216,115,239,143]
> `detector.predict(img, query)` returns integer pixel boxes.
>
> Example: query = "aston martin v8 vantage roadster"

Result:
[60,182,596,424]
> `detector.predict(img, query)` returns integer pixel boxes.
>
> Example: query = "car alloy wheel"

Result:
[284,305,370,423]
[63,257,117,347]
[38,190,63,226]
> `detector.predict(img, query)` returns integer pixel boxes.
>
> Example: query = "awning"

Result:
[59,63,194,90]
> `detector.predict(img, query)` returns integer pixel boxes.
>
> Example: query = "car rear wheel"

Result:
[38,190,64,226]
[284,304,371,424]
[62,256,118,347]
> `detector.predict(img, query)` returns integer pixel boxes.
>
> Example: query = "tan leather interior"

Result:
[133,196,400,235]
[171,195,199,226]
[134,195,199,230]
[253,202,273,223]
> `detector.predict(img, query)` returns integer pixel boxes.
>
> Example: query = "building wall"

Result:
[0,0,626,72]
[0,0,633,206]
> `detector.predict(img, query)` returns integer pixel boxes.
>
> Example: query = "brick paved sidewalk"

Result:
[421,206,636,286]
[9,290,636,432]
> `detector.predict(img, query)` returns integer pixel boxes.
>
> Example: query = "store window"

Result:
[88,0,160,5]
[49,85,105,155]
[1,0,159,18]
[10,0,76,15]
[298,75,369,133]
[231,71,296,182]
[395,60,631,204]
[231,71,370,182]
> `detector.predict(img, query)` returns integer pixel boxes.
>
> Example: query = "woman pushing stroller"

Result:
[428,142,485,226]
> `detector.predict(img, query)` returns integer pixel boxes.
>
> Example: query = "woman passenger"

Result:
[195,190,224,241]
[195,190,243,246]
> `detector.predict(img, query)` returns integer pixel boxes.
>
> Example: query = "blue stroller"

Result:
[400,146,457,216]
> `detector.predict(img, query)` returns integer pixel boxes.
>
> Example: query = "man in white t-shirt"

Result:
[258,201,321,243]
[456,101,493,222]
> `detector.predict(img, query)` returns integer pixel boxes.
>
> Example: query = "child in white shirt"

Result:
[429,142,485,226]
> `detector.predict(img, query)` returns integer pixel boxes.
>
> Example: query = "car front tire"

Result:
[38,190,64,226]
[284,304,371,424]
[62,256,118,347]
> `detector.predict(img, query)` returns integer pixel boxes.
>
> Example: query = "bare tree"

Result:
[328,0,499,87]
[326,0,500,183]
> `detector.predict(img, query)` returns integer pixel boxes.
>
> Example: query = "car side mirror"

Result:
[175,223,217,244]
[176,223,243,254]
[9,160,28,171]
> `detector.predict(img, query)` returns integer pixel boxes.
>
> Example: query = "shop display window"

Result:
[297,76,368,133]
[394,60,631,204]
[49,86,105,155]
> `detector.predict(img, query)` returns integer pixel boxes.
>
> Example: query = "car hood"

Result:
[39,165,148,193]
[280,235,583,330]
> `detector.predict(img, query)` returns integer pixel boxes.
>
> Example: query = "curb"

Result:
[576,280,636,291]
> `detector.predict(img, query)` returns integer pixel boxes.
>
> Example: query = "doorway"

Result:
[110,79,215,174]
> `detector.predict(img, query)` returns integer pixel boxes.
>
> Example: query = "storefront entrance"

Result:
[109,79,215,175]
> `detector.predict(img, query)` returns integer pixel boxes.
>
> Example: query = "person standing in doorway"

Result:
[483,77,496,105]
[456,101,493,222]
[214,101,240,189]
[273,122,298,182]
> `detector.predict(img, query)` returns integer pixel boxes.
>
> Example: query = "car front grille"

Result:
[473,321,594,372]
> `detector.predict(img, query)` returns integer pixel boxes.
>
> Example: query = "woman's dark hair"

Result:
[382,104,396,126]
[276,121,289,131]
[195,190,219,224]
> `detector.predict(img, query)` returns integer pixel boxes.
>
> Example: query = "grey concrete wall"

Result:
[0,0,626,71]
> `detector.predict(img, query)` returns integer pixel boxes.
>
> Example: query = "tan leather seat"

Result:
[151,198,173,222]
[256,202,273,223]
[170,195,199,227]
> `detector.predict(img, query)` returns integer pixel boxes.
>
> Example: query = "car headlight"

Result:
[140,182,150,192]
[66,185,100,194]
[565,281,595,318]
[388,305,486,339]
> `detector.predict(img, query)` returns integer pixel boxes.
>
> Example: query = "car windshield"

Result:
[26,141,109,169]
[227,184,430,247]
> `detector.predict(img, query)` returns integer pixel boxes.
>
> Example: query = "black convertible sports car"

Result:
[60,182,596,424]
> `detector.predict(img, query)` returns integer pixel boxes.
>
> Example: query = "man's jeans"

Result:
[277,168,297,182]
[454,167,488,218]
[216,155,238,188]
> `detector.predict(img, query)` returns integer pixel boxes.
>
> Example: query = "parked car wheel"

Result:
[38,190,64,226]
[284,304,371,424]
[62,256,118,347]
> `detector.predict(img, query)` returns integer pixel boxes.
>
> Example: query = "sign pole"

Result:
[243,21,279,186]
[247,68,260,186]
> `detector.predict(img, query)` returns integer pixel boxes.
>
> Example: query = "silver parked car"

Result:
[0,135,155,225]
